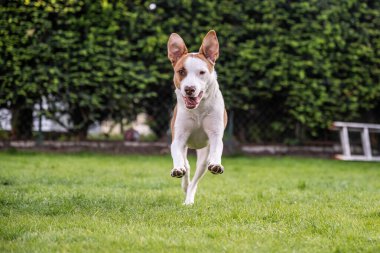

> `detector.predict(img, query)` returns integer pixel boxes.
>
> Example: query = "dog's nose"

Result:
[184,86,196,96]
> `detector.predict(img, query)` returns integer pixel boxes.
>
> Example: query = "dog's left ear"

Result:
[199,30,219,65]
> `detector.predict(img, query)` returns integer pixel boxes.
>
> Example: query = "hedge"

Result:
[1,0,379,141]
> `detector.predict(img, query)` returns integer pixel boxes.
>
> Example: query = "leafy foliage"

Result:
[0,0,379,141]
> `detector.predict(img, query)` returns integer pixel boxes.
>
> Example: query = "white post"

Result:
[361,127,372,159]
[340,127,351,158]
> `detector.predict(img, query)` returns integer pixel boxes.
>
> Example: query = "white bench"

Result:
[331,121,380,161]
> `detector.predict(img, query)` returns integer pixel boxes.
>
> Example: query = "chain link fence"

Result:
[1,95,379,157]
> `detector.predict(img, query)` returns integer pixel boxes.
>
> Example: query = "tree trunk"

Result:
[11,101,34,140]
[70,106,90,141]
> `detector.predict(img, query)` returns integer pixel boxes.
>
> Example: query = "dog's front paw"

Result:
[170,168,186,178]
[208,164,224,175]
[183,200,194,206]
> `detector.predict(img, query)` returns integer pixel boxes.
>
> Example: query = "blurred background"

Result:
[0,0,379,154]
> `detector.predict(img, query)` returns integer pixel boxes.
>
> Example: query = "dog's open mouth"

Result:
[183,91,203,109]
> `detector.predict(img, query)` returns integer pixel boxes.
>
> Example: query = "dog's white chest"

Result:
[187,123,209,149]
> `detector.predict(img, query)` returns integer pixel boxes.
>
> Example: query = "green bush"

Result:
[1,0,379,141]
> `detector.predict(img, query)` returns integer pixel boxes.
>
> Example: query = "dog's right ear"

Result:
[168,33,188,67]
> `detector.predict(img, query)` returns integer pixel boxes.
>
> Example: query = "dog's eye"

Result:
[177,68,186,76]
[199,71,205,75]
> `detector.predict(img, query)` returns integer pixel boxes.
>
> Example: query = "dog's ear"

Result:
[199,30,219,65]
[168,33,188,67]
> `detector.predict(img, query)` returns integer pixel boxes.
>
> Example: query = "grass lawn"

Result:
[0,151,379,253]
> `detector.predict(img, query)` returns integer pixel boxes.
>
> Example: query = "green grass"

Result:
[0,151,379,253]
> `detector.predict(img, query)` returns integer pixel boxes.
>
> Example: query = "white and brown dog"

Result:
[168,30,227,205]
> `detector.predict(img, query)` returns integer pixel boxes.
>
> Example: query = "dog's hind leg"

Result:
[182,148,191,193]
[184,145,209,205]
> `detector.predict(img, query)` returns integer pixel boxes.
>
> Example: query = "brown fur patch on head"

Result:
[173,53,214,89]
[171,53,215,89]
[172,54,189,89]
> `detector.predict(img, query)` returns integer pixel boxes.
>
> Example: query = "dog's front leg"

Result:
[170,134,189,178]
[206,132,224,174]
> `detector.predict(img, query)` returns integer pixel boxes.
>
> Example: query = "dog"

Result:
[167,30,227,205]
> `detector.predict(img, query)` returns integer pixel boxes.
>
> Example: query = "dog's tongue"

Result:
[183,92,203,109]
[184,96,200,109]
